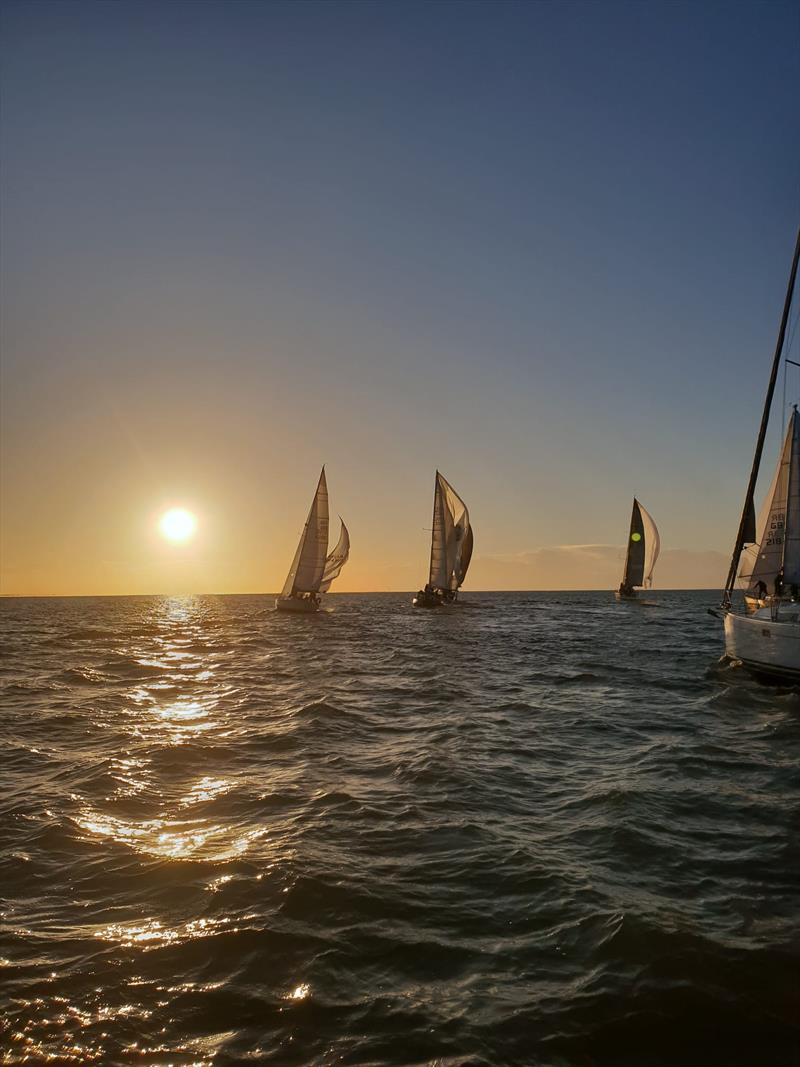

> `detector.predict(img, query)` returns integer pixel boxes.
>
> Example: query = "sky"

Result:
[1,0,799,595]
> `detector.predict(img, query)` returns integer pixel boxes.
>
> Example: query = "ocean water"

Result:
[0,590,798,1066]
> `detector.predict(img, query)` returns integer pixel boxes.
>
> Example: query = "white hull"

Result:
[724,609,800,681]
[275,596,320,614]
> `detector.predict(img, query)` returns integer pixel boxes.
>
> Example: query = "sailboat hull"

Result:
[413,589,458,607]
[275,596,320,614]
[724,609,800,681]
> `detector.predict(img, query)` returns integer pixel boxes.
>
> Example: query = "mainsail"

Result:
[428,471,472,592]
[319,520,350,593]
[621,498,660,589]
[280,468,330,596]
[785,412,800,584]
[739,409,800,590]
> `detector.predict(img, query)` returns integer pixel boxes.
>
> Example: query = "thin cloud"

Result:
[469,544,727,590]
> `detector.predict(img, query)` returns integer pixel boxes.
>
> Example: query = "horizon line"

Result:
[0,587,723,599]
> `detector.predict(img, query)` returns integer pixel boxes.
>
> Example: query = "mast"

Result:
[723,228,800,605]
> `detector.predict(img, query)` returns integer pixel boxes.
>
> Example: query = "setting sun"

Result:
[159,508,197,543]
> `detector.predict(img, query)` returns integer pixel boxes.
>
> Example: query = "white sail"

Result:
[319,520,350,593]
[639,501,660,587]
[739,417,794,591]
[783,411,800,584]
[428,471,470,592]
[721,231,800,682]
[280,468,329,596]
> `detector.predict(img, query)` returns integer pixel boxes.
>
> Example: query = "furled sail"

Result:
[428,471,471,592]
[319,520,350,593]
[281,468,330,596]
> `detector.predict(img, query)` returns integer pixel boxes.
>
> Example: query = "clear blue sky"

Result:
[1,0,799,592]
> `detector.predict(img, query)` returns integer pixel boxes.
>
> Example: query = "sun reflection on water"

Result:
[285,983,311,1001]
[159,699,208,721]
[94,916,236,948]
[5,994,158,1065]
[160,595,201,624]
[6,595,277,1067]
[74,807,265,861]
[180,776,231,806]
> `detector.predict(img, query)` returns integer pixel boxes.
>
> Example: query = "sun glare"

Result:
[159,508,197,543]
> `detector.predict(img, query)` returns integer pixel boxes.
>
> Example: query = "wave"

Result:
[1,590,797,1065]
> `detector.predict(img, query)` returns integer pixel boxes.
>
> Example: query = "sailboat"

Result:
[720,229,800,680]
[615,498,660,600]
[276,468,350,613]
[413,471,473,607]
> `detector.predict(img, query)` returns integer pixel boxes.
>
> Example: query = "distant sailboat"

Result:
[721,229,800,681]
[276,468,350,613]
[615,498,660,600]
[413,471,473,607]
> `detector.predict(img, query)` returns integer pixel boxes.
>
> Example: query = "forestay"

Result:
[281,468,330,596]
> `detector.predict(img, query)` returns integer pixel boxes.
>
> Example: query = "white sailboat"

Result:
[413,471,473,608]
[721,229,800,680]
[276,468,350,613]
[615,497,660,601]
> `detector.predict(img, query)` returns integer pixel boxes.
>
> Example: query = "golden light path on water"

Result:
[3,595,307,1066]
[75,600,261,862]
[74,809,267,862]
[74,601,270,866]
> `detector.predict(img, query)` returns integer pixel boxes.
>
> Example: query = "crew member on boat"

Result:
[774,568,785,597]
[753,579,768,600]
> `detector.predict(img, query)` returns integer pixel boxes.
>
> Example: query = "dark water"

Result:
[0,591,798,1066]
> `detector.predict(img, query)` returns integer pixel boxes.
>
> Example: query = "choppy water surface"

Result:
[0,591,798,1066]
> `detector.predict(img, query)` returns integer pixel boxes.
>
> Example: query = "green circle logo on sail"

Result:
[631,532,642,542]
